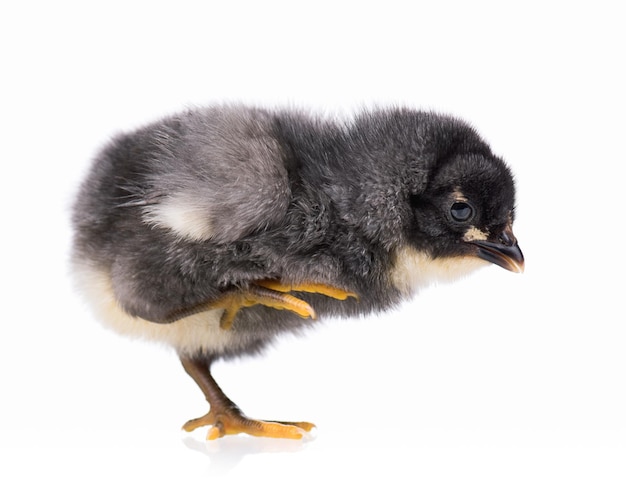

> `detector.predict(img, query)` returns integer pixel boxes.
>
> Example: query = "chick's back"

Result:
[72,106,313,354]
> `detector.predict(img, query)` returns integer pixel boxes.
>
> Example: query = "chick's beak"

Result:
[470,226,525,273]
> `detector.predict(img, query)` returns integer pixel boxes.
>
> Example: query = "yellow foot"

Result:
[182,410,315,440]
[210,284,317,330]
[209,281,358,330]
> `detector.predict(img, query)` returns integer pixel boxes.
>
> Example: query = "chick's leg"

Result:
[180,356,314,440]
[256,280,358,301]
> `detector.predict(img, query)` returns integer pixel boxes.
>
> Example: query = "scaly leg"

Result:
[180,355,315,440]
[256,280,358,301]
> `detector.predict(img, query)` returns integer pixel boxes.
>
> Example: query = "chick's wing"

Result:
[138,107,291,243]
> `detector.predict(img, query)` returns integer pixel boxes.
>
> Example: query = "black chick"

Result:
[71,105,524,440]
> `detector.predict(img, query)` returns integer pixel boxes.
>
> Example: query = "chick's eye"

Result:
[450,202,474,222]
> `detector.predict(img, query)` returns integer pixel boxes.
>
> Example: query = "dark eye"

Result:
[450,201,474,222]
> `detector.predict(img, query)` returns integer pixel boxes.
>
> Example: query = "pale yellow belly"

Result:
[71,260,235,355]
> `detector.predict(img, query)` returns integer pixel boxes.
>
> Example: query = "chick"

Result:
[71,105,524,440]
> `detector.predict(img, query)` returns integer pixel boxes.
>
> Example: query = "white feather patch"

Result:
[142,193,214,241]
[72,261,236,355]
[391,246,488,296]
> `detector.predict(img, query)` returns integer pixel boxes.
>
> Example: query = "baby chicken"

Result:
[72,105,523,439]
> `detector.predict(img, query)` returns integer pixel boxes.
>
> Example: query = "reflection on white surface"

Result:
[182,430,314,473]
[1,426,624,499]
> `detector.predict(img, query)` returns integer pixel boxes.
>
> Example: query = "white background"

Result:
[2,1,624,499]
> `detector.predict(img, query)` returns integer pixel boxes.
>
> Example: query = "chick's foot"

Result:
[180,355,314,440]
[208,281,357,330]
[210,284,317,330]
[182,409,315,440]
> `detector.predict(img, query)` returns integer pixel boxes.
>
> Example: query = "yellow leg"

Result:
[181,356,315,440]
[256,280,358,301]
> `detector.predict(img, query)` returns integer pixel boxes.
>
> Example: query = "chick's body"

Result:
[72,105,523,439]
